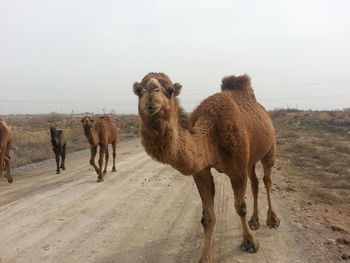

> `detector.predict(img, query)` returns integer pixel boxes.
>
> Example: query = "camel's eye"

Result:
[153,88,160,93]
[167,88,174,97]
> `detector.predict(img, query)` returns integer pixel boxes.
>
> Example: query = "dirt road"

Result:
[0,139,306,263]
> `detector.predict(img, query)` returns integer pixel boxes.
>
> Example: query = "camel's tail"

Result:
[221,74,251,91]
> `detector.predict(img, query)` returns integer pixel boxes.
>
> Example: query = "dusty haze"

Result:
[0,0,349,114]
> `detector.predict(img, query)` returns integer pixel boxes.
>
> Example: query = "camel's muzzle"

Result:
[144,105,161,115]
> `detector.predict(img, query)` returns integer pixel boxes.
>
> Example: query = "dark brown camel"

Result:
[133,73,280,262]
[81,116,118,182]
[50,126,67,174]
[0,119,13,184]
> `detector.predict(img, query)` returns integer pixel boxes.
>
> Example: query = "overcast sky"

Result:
[0,0,349,114]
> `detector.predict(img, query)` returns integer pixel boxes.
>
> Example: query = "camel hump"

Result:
[221,74,251,91]
[98,115,112,122]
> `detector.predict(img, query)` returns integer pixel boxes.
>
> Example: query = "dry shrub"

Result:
[271,109,350,203]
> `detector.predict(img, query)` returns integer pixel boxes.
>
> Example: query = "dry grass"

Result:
[1,113,140,168]
[271,109,350,204]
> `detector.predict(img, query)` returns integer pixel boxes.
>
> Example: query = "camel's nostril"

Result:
[145,104,160,114]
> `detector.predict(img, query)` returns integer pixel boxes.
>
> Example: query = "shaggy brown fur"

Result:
[0,119,13,184]
[133,73,280,262]
[50,126,67,174]
[81,115,118,182]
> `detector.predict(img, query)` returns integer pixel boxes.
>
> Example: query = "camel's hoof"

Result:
[198,256,212,263]
[103,171,107,175]
[62,167,66,170]
[7,176,13,184]
[240,236,259,253]
[97,178,104,183]
[267,216,280,229]
[56,171,60,174]
[111,168,117,172]
[248,217,260,230]
[267,211,280,229]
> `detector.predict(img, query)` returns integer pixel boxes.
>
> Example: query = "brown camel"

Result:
[81,115,118,182]
[50,126,67,174]
[0,119,13,184]
[133,73,280,262]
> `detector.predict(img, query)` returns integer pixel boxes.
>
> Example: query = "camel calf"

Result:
[0,119,13,183]
[81,116,118,182]
[50,127,67,174]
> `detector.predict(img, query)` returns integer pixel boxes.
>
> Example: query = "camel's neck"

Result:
[140,108,212,175]
[84,125,98,146]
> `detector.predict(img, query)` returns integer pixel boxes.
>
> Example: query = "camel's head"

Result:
[81,116,94,136]
[133,73,182,116]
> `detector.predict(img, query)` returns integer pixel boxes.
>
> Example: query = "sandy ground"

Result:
[0,139,308,263]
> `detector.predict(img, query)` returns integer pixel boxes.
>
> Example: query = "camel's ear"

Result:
[173,83,182,97]
[133,82,142,96]
[80,118,84,123]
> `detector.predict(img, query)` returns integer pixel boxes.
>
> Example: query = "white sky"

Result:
[0,0,349,114]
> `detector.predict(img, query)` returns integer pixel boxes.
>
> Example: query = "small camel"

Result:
[50,126,67,174]
[0,119,13,184]
[81,116,118,182]
[133,73,280,262]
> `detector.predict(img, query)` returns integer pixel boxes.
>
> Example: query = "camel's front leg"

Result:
[89,146,99,174]
[229,172,259,253]
[5,154,13,183]
[0,150,5,179]
[248,165,260,230]
[194,169,216,263]
[55,153,60,174]
[97,144,106,182]
[61,144,66,170]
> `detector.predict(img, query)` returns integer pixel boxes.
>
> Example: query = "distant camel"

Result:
[50,127,67,174]
[81,116,118,182]
[133,73,280,262]
[0,119,13,183]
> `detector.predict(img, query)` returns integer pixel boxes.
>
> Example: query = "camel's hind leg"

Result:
[229,172,259,253]
[248,165,260,230]
[103,146,109,175]
[111,141,117,172]
[261,145,280,228]
[193,169,216,263]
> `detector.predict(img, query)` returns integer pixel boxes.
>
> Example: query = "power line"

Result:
[0,80,349,93]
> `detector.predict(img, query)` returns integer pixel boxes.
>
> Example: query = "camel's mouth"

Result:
[144,105,161,115]
[83,124,92,136]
